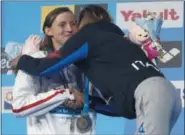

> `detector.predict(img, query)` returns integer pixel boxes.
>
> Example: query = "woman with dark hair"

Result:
[12,4,181,135]
[11,7,96,135]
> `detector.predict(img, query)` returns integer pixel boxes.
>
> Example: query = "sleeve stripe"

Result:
[12,90,65,113]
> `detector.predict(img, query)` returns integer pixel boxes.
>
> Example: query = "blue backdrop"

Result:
[1,1,184,135]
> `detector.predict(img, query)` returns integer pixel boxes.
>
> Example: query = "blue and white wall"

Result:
[1,1,184,134]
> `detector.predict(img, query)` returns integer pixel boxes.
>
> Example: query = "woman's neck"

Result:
[52,39,63,51]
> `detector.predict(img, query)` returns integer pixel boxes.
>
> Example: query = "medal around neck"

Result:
[76,76,92,133]
[76,115,92,133]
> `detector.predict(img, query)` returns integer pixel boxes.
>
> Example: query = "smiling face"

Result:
[44,11,78,50]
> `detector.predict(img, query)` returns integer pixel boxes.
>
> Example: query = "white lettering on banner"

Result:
[116,1,183,29]
[1,58,11,69]
[171,81,184,108]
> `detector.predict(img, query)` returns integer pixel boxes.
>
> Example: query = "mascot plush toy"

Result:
[128,13,180,65]
[128,19,159,64]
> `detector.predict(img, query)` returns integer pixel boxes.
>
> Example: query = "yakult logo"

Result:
[116,2,183,29]
[121,9,179,22]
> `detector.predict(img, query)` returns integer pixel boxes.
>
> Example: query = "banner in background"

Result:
[1,47,12,74]
[1,42,22,75]
[116,1,184,29]
[171,81,185,108]
[158,41,182,68]
[1,87,13,113]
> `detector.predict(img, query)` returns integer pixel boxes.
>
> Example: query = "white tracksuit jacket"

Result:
[11,51,96,135]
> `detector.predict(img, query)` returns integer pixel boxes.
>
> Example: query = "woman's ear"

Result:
[44,27,53,36]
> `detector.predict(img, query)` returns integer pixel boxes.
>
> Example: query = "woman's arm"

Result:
[12,70,74,117]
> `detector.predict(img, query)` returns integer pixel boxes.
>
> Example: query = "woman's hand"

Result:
[22,35,42,55]
[63,89,84,109]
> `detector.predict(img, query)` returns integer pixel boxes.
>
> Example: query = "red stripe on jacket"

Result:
[12,90,65,113]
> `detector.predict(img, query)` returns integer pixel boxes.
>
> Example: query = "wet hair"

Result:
[41,7,73,52]
[78,4,112,28]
